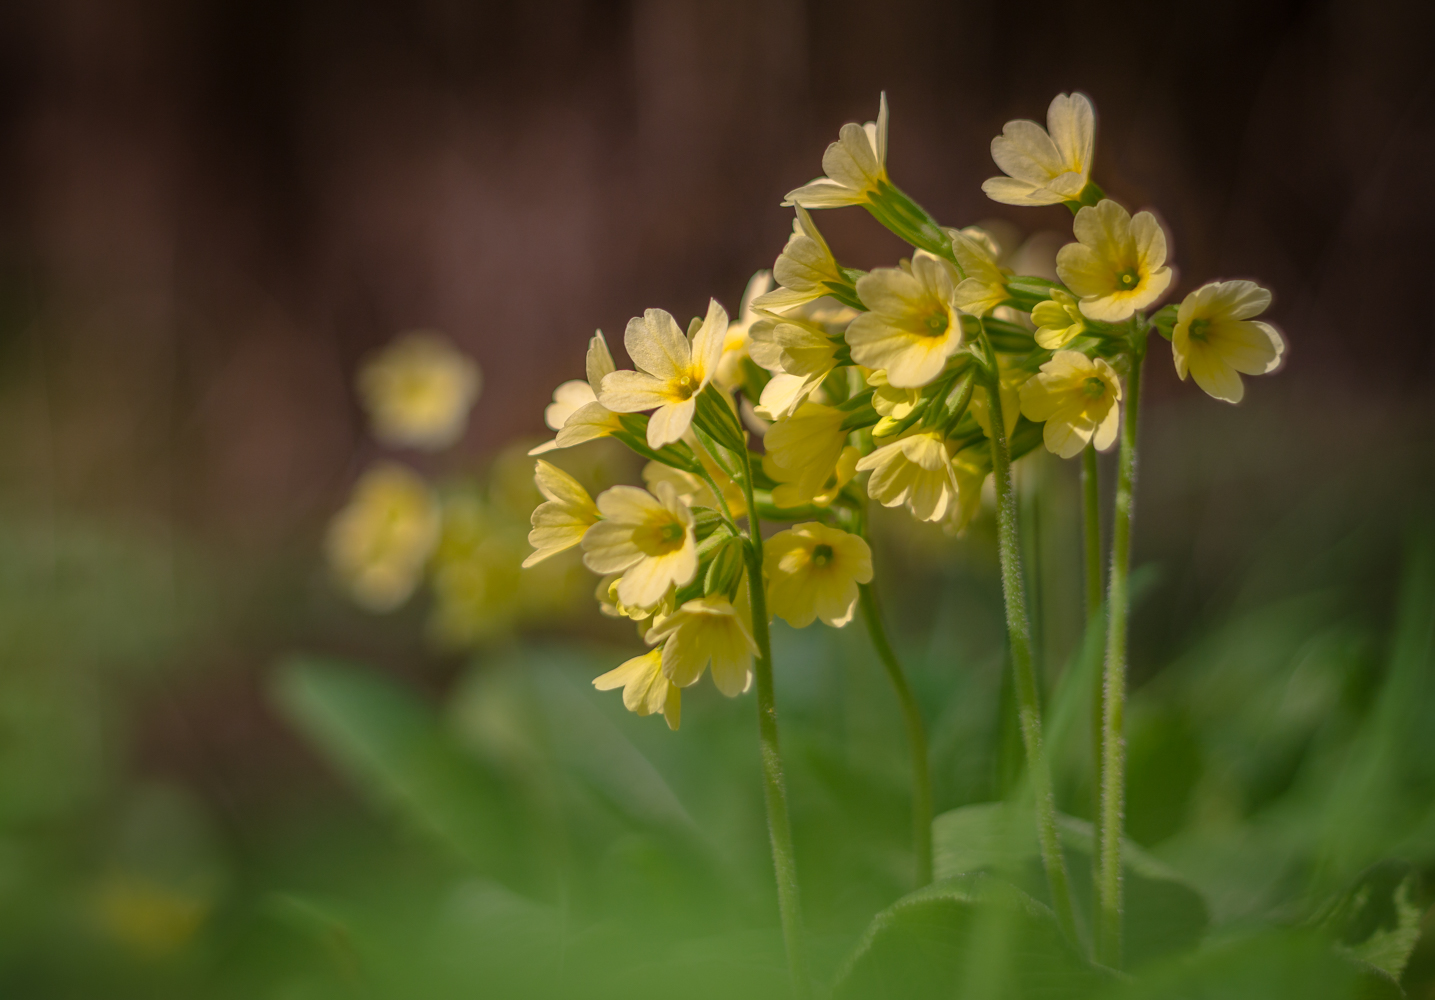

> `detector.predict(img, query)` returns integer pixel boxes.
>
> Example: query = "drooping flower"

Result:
[868,369,921,419]
[358,332,482,450]
[1031,289,1087,349]
[1018,350,1123,459]
[593,648,681,729]
[762,401,849,508]
[969,360,1030,443]
[600,301,729,449]
[326,463,441,611]
[782,94,888,209]
[523,460,599,568]
[1056,200,1173,322]
[581,481,697,610]
[950,227,1011,317]
[947,447,990,535]
[1171,280,1285,404]
[764,522,873,628]
[529,330,622,455]
[648,594,757,697]
[982,93,1096,208]
[753,207,847,313]
[749,300,852,418]
[595,573,658,622]
[847,252,964,388]
[715,272,772,392]
[855,430,958,522]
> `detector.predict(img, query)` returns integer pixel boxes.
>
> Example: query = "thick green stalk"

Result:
[1082,443,1105,911]
[858,582,933,886]
[739,453,811,999]
[978,331,1079,947]
[1097,335,1146,969]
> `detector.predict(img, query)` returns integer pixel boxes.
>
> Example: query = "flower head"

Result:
[358,332,482,450]
[950,227,1011,317]
[581,481,698,610]
[753,207,847,313]
[529,331,622,455]
[523,460,599,568]
[749,300,852,418]
[762,401,849,508]
[326,463,440,611]
[783,94,889,209]
[647,594,757,697]
[855,430,958,522]
[764,523,873,628]
[982,93,1096,207]
[848,252,964,388]
[593,648,681,729]
[1031,289,1087,349]
[1056,200,1173,322]
[1171,280,1284,404]
[1018,351,1123,458]
[600,301,729,449]
[715,272,772,392]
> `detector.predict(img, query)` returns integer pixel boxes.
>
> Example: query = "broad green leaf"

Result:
[1317,860,1425,981]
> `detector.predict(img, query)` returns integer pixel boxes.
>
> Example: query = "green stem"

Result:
[1097,333,1146,969]
[739,451,811,999]
[1082,443,1105,913]
[977,327,1079,947]
[858,582,933,886]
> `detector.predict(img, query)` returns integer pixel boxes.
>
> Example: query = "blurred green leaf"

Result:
[1316,860,1424,982]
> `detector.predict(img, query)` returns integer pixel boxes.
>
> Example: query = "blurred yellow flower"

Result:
[582,482,697,610]
[749,301,851,419]
[325,463,440,612]
[761,400,849,508]
[969,360,1029,443]
[93,871,210,958]
[648,594,757,697]
[848,252,964,388]
[358,332,481,450]
[530,330,621,455]
[753,207,845,313]
[764,522,872,628]
[856,430,958,522]
[782,94,888,209]
[1056,200,1173,322]
[715,272,771,392]
[600,301,729,448]
[1171,280,1285,404]
[596,573,661,621]
[1031,289,1087,349]
[593,648,681,729]
[982,93,1095,207]
[523,460,599,568]
[950,227,1011,317]
[1018,350,1123,458]
[947,447,989,535]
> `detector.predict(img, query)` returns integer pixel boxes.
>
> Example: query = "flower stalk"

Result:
[1082,443,1105,897]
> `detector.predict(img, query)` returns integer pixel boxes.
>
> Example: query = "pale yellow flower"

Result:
[764,522,872,628]
[582,481,697,610]
[950,227,1011,317]
[1056,200,1173,322]
[1171,280,1284,404]
[358,332,481,450]
[595,573,664,621]
[523,460,599,568]
[848,252,964,388]
[761,401,849,508]
[647,594,757,697]
[947,448,989,535]
[749,300,852,418]
[715,272,772,392]
[783,94,888,209]
[855,430,958,522]
[530,331,623,455]
[753,207,846,313]
[1018,351,1123,459]
[326,463,440,612]
[868,369,921,419]
[1031,289,1087,349]
[600,300,729,449]
[982,93,1096,207]
[641,451,746,519]
[969,361,1029,442]
[593,648,681,729]
[93,871,211,958]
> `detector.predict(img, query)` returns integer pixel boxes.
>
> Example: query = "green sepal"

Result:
[702,537,745,599]
[981,317,1038,354]
[752,491,832,523]
[692,383,747,454]
[689,506,727,542]
[932,369,978,436]
[1150,303,1180,341]
[865,180,954,261]
[689,424,745,484]
[739,356,771,401]
[612,416,703,474]
[1062,180,1105,214]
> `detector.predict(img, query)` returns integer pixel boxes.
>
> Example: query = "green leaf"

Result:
[1317,860,1425,981]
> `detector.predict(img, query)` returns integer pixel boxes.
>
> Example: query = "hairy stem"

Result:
[1082,443,1106,917]
[978,328,1079,947]
[1097,333,1146,969]
[858,582,933,886]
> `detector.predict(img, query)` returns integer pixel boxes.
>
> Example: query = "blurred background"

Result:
[0,0,1431,996]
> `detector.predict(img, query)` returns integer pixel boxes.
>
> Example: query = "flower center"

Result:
[811,543,834,568]
[1187,318,1210,342]
[1116,267,1140,290]
[660,521,686,545]
[1083,376,1107,400]
[673,374,696,399]
[922,310,950,338]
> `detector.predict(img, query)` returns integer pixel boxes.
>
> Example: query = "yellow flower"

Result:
[1056,200,1173,322]
[582,481,697,610]
[523,460,599,568]
[326,463,440,612]
[1171,280,1284,403]
[599,300,729,448]
[947,447,989,535]
[93,871,210,958]
[950,227,1011,317]
[593,648,681,729]
[753,207,845,312]
[595,573,662,621]
[855,430,958,522]
[1031,289,1087,349]
[868,368,922,419]
[764,523,872,628]
[715,272,772,392]
[782,94,888,209]
[1018,351,1123,459]
[358,332,481,450]
[647,594,757,697]
[641,452,746,518]
[749,301,852,418]
[848,252,964,388]
[761,401,849,507]
[969,360,1029,442]
[982,93,1096,207]
[529,331,622,455]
